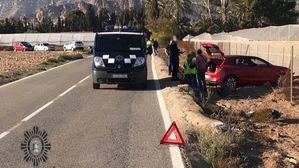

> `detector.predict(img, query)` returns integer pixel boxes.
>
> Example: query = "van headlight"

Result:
[134,57,145,67]
[94,57,105,68]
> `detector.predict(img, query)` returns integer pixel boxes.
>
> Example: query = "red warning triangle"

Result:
[160,122,185,145]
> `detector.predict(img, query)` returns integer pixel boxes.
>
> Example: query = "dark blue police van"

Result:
[92,32,147,89]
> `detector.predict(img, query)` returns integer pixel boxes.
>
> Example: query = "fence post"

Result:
[236,43,237,55]
[241,44,243,55]
[290,46,294,104]
[247,44,250,56]
[257,44,259,56]
[282,47,285,66]
[188,36,191,53]
[267,44,270,61]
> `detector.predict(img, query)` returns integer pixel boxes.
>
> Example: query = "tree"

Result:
[85,4,97,31]
[253,0,298,26]
[145,0,160,19]
[98,8,110,31]
[132,7,146,31]
[65,10,86,31]
[37,17,54,33]
[163,0,192,21]
[57,16,62,32]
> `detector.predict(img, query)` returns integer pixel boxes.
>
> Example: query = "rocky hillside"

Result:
[0,0,144,21]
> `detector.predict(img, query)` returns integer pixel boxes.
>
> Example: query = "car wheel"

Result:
[223,76,238,93]
[93,83,100,89]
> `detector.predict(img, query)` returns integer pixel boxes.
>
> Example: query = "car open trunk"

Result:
[207,56,225,73]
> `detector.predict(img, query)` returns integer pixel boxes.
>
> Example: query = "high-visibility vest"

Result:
[184,58,197,75]
[146,40,152,47]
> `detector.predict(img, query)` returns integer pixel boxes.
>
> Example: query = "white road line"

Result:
[78,75,90,84]
[58,85,77,97]
[0,132,9,139]
[0,75,90,140]
[151,55,185,168]
[21,101,54,122]
[0,56,91,89]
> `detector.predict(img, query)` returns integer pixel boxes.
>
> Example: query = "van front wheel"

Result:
[93,83,100,89]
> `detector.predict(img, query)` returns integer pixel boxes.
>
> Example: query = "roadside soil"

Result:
[213,85,299,168]
[154,53,222,168]
[154,49,299,168]
[0,51,85,86]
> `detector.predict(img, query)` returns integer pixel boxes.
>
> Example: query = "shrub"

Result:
[57,54,83,62]
[197,127,243,168]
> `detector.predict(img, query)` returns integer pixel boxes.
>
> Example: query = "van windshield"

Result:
[96,34,143,52]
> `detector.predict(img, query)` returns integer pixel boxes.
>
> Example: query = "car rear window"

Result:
[21,42,32,47]
[75,42,83,44]
[208,47,220,53]
[95,34,144,52]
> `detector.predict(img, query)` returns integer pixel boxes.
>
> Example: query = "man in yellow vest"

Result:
[146,39,153,55]
[184,52,198,88]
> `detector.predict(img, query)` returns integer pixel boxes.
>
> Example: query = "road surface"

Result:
[0,56,181,167]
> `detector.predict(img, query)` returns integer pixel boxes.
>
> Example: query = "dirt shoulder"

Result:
[154,54,221,131]
[154,50,299,168]
[153,54,222,168]
[0,51,86,86]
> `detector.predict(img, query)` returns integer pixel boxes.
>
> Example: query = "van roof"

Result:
[97,32,143,35]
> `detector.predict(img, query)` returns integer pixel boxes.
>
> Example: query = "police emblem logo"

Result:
[21,126,51,167]
[115,55,124,62]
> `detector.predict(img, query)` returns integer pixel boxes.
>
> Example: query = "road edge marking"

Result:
[151,55,185,168]
[0,56,91,89]
[0,75,90,140]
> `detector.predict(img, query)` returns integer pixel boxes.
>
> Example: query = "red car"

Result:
[205,55,288,91]
[13,41,34,52]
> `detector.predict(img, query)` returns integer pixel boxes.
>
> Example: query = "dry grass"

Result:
[0,51,84,85]
[196,127,244,168]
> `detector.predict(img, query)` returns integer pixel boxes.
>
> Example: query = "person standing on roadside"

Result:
[196,49,208,95]
[184,52,198,88]
[165,40,172,75]
[146,39,153,55]
[169,38,181,81]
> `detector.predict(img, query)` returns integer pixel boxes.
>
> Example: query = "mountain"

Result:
[0,0,144,21]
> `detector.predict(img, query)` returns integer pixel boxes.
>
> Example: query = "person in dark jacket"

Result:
[169,40,181,81]
[165,40,172,75]
[196,49,208,96]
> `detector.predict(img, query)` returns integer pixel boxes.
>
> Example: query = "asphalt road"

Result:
[0,56,176,167]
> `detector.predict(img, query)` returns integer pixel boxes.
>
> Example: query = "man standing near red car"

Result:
[196,49,208,96]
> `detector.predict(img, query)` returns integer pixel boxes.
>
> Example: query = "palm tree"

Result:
[163,0,192,21]
[145,0,160,19]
